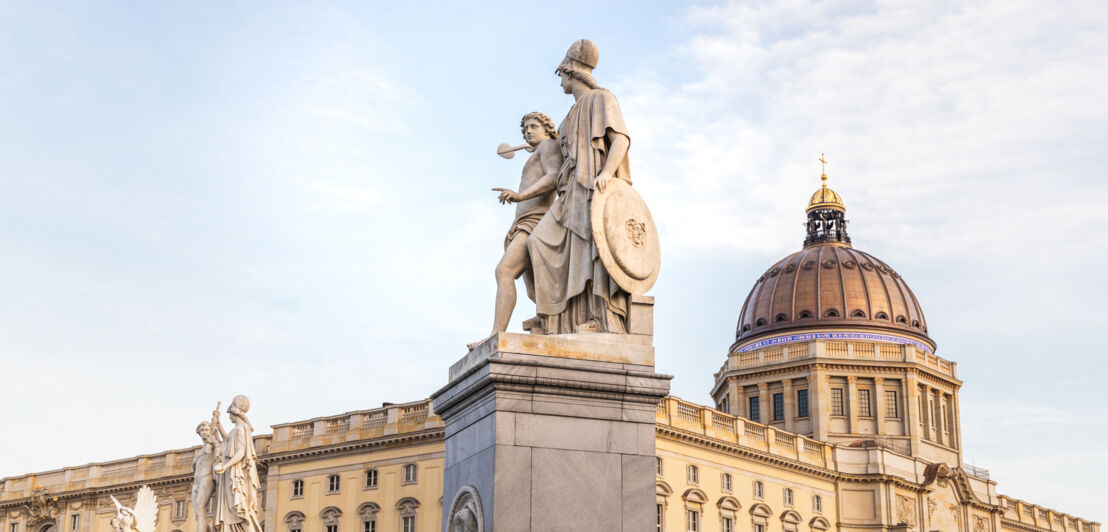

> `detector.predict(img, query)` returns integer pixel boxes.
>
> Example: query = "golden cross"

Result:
[819,153,828,183]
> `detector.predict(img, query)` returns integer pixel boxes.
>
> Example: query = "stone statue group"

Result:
[472,39,660,348]
[192,395,262,532]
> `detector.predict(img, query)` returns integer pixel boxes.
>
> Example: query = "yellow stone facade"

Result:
[1,180,1101,532]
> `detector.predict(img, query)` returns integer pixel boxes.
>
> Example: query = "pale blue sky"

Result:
[2,0,1106,521]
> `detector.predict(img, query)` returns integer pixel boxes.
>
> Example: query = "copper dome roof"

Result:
[734,163,934,350]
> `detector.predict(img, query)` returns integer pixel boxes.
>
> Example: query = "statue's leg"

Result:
[468,233,531,350]
[492,234,530,333]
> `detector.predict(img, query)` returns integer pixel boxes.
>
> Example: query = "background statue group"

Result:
[193,395,262,532]
[473,39,656,348]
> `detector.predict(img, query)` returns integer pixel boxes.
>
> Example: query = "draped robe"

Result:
[526,87,631,334]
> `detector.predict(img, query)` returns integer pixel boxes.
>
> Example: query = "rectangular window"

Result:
[748,396,761,423]
[722,517,733,532]
[325,525,337,532]
[813,495,823,512]
[656,457,663,476]
[292,479,304,498]
[687,510,699,532]
[365,469,377,489]
[772,393,784,421]
[942,405,949,431]
[656,504,663,532]
[831,389,845,416]
[70,515,79,531]
[363,522,375,532]
[328,474,340,493]
[402,516,415,532]
[885,390,899,418]
[687,465,699,484]
[796,389,809,418]
[859,389,872,417]
[11,524,17,532]
[754,524,765,532]
[403,464,418,484]
[175,500,185,518]
[722,473,732,492]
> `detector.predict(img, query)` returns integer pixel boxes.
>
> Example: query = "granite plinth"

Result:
[433,331,671,531]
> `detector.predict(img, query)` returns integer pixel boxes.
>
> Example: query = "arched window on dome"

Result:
[774,314,788,323]
[742,324,752,332]
[896,315,908,324]
[755,318,768,328]
[851,310,866,318]
[875,312,889,320]
[911,320,921,328]
[798,311,813,319]
[824,309,840,318]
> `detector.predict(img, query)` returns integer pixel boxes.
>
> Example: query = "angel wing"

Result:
[130,486,158,532]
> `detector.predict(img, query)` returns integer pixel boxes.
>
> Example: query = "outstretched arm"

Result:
[493,140,563,204]
[594,130,629,193]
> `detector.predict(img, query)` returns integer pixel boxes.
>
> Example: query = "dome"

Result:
[734,244,932,349]
[734,159,933,351]
[807,184,844,212]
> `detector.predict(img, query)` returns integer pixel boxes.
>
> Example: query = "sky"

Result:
[1,0,1106,521]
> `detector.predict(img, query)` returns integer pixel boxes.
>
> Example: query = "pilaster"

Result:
[846,376,859,434]
[757,382,770,425]
[782,379,795,433]
[873,377,886,436]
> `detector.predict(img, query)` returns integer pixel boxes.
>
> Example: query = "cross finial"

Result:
[819,153,828,185]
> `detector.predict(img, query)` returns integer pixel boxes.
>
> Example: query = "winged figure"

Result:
[110,486,158,532]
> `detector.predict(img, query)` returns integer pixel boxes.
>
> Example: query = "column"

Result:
[905,371,922,454]
[846,376,859,435]
[810,368,829,440]
[782,379,795,433]
[950,391,962,455]
[728,380,741,416]
[757,382,770,425]
[873,377,886,436]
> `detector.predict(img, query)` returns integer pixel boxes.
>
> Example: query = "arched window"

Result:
[896,315,908,324]
[755,318,768,327]
[717,496,741,532]
[364,469,377,489]
[824,308,840,318]
[656,481,673,532]
[721,473,732,492]
[319,508,341,532]
[284,511,305,532]
[775,313,788,323]
[851,310,866,318]
[681,489,708,532]
[749,503,772,532]
[395,498,419,532]
[753,480,764,499]
[402,464,418,484]
[327,474,340,493]
[875,311,889,320]
[686,465,699,484]
[784,488,794,506]
[780,509,802,532]
[798,310,813,319]
[356,503,379,532]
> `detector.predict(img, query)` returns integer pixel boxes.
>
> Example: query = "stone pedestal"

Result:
[432,314,670,531]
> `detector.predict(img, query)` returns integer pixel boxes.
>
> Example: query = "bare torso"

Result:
[515,138,557,219]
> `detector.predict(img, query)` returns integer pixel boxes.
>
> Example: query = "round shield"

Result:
[591,178,661,294]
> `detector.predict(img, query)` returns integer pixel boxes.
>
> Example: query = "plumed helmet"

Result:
[560,39,599,70]
[229,394,250,416]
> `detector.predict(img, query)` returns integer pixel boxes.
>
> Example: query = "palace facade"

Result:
[2,175,1099,532]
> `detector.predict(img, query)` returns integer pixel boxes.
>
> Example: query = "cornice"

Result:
[655,425,837,480]
[261,428,444,465]
[0,475,193,510]
[715,360,961,389]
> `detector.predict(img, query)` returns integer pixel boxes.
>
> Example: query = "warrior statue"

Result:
[526,39,633,334]
[192,405,224,532]
[212,395,262,532]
